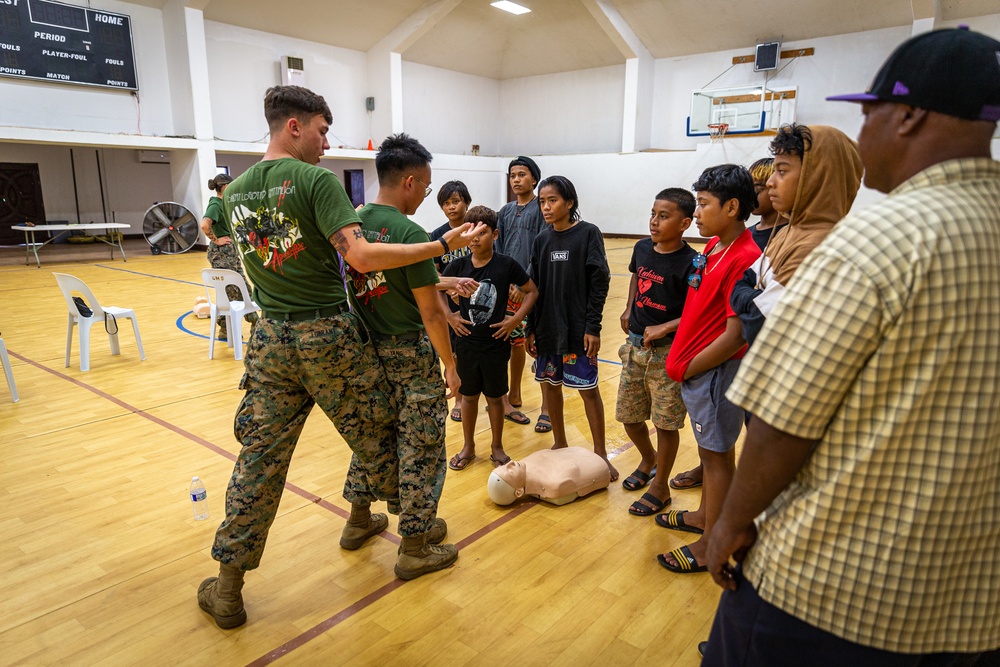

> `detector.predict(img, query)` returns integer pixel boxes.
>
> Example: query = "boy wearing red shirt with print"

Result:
[657,164,760,574]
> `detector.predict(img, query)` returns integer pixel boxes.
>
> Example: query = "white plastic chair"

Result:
[0,337,18,403]
[201,268,260,361]
[53,273,145,372]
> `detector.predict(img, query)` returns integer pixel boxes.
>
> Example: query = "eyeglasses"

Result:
[687,253,707,290]
[414,178,432,197]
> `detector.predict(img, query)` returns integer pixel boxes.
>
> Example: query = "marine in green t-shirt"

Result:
[348,203,440,335]
[200,88,488,631]
[224,158,361,314]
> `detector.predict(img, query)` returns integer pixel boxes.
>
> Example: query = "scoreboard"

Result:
[0,0,138,90]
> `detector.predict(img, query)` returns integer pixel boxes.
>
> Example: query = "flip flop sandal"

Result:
[448,453,475,471]
[450,406,462,422]
[655,510,704,534]
[490,454,511,467]
[628,493,671,516]
[668,470,702,490]
[534,414,552,433]
[504,410,531,425]
[657,544,707,573]
[621,466,657,491]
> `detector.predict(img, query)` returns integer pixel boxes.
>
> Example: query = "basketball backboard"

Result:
[687,84,797,137]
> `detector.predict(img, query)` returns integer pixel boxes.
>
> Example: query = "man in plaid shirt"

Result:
[702,27,1000,665]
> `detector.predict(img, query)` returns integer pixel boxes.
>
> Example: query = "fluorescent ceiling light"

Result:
[491,1,531,15]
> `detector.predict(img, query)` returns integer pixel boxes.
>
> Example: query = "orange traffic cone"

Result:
[367,138,374,150]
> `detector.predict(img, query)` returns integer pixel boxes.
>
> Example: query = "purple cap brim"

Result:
[826,93,880,102]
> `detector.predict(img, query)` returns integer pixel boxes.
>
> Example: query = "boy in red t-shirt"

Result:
[657,164,760,574]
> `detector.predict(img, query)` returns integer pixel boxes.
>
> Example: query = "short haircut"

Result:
[437,180,472,207]
[692,164,757,222]
[465,205,498,231]
[769,124,813,158]
[748,157,775,184]
[537,175,580,221]
[374,133,433,185]
[263,86,332,133]
[654,188,696,219]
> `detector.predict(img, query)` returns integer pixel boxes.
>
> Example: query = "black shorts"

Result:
[455,342,510,398]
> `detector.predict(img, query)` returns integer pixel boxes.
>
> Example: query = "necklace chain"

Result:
[705,238,735,274]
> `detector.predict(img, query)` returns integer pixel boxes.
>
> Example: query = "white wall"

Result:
[499,65,626,155]
[0,0,175,137]
[204,21,370,149]
[651,25,914,151]
[401,61,501,156]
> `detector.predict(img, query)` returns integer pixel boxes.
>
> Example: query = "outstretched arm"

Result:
[331,222,485,274]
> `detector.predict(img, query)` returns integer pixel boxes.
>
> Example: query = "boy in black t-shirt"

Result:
[441,206,538,470]
[527,176,616,481]
[616,189,698,517]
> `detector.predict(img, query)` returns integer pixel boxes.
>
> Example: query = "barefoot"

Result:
[605,458,619,482]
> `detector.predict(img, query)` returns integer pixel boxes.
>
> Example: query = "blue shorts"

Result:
[534,353,599,390]
[680,358,743,452]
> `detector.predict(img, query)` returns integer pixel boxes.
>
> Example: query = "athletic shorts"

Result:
[680,358,743,452]
[615,341,686,430]
[506,298,525,347]
[534,353,599,390]
[456,343,510,398]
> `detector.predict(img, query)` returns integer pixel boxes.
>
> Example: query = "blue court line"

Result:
[176,310,245,347]
[96,264,203,286]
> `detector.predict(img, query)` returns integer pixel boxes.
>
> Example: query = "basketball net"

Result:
[708,123,729,144]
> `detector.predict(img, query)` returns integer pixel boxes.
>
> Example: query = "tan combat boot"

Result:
[394,531,458,580]
[197,563,247,629]
[340,503,389,550]
[398,517,447,552]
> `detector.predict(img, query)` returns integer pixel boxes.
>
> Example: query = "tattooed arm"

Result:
[331,223,485,274]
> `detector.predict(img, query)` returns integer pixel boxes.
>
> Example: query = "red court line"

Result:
[7,349,383,534]
[247,500,538,667]
[12,349,636,664]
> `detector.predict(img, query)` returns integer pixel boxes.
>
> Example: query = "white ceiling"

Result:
[129,0,1000,79]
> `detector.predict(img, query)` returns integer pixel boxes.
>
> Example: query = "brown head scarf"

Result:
[765,125,863,284]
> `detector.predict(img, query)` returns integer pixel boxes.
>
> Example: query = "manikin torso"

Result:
[488,447,611,506]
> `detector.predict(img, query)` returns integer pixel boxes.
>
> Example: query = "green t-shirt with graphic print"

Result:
[223,158,360,312]
[347,203,440,336]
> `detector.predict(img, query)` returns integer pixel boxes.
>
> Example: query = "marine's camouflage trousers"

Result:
[206,242,248,328]
[211,312,398,570]
[344,333,448,537]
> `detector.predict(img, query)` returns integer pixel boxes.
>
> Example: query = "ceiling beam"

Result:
[372,0,464,55]
[580,0,647,60]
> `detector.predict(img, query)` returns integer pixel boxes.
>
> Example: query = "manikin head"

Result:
[487,460,527,505]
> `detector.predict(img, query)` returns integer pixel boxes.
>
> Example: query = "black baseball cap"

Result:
[827,26,1000,122]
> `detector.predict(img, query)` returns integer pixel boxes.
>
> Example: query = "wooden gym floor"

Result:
[0,236,723,666]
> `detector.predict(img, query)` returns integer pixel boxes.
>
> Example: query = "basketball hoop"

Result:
[708,123,729,144]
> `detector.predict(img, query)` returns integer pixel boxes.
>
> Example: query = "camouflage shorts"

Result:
[615,340,686,430]
[345,333,448,537]
[212,312,398,570]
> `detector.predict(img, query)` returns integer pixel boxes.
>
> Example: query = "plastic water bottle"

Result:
[190,476,209,520]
